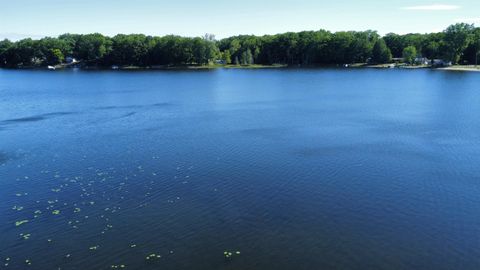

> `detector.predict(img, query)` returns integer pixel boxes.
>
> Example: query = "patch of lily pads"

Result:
[145,253,161,260]
[224,250,241,259]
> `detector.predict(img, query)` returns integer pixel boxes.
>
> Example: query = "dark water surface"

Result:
[1,68,480,270]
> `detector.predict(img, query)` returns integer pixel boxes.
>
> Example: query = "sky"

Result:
[1,0,480,40]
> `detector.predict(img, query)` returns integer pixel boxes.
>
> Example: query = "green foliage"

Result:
[241,49,254,65]
[371,39,392,64]
[48,49,64,65]
[402,46,417,65]
[0,39,13,65]
[109,34,150,66]
[222,50,232,64]
[1,23,479,68]
[460,28,480,65]
[76,33,112,63]
[443,23,475,64]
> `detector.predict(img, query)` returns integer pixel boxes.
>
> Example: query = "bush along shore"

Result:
[0,23,479,71]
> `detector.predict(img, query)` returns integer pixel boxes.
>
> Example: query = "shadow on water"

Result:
[239,127,293,140]
[95,105,144,110]
[120,112,136,118]
[1,112,76,124]
[293,144,439,162]
[0,152,10,165]
[94,102,173,111]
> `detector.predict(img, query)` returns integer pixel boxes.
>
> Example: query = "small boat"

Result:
[47,66,56,70]
[111,65,119,70]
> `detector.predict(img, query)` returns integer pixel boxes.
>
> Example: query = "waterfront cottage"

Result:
[65,57,77,64]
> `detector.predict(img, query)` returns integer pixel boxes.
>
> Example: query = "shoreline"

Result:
[2,64,479,72]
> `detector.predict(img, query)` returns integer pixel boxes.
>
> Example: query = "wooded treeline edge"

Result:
[0,23,479,68]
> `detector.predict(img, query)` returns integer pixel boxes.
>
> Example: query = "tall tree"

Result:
[76,33,111,63]
[0,39,13,66]
[443,23,474,64]
[402,46,417,64]
[371,39,392,64]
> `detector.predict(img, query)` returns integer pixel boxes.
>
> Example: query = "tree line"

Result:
[0,23,479,68]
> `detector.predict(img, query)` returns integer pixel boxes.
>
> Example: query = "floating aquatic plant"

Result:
[145,254,161,260]
[224,250,241,259]
[15,220,29,227]
[12,205,24,211]
[52,210,61,215]
[20,233,31,240]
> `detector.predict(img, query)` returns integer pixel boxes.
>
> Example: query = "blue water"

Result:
[1,68,480,269]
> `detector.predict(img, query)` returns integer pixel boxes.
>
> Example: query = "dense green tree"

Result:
[45,49,64,65]
[1,23,479,68]
[326,32,354,64]
[150,35,193,65]
[108,34,150,66]
[371,39,392,64]
[76,33,111,63]
[475,33,480,66]
[443,23,475,64]
[221,50,232,64]
[58,34,82,57]
[402,46,417,64]
[384,33,404,58]
[37,37,70,65]
[241,49,254,65]
[347,31,379,63]
[462,28,480,65]
[10,38,40,66]
[422,33,444,59]
[191,37,218,65]
[0,39,13,66]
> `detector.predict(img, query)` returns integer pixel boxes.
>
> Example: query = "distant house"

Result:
[215,59,226,65]
[31,57,42,65]
[415,57,430,65]
[392,58,403,63]
[432,59,452,67]
[65,57,77,64]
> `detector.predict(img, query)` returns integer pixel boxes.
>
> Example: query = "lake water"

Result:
[1,68,480,270]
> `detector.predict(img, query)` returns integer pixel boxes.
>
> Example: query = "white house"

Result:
[414,57,430,65]
[65,57,77,64]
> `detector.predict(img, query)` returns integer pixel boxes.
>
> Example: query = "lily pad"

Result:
[15,220,29,227]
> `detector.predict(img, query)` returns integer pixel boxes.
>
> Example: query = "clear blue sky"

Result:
[1,0,479,40]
